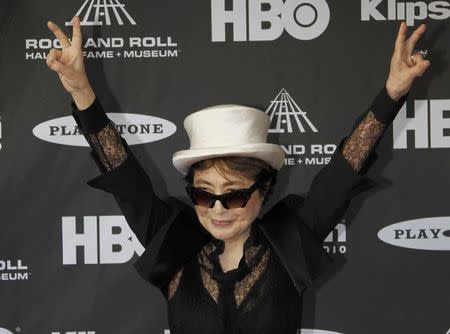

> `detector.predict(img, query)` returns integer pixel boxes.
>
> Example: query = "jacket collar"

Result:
[257,203,313,295]
[133,196,331,296]
[207,211,315,295]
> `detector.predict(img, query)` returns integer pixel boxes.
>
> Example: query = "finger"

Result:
[47,57,66,74]
[393,21,407,62]
[46,49,67,74]
[406,23,426,56]
[406,51,416,67]
[71,16,83,49]
[47,20,71,49]
[408,54,431,78]
[46,48,62,64]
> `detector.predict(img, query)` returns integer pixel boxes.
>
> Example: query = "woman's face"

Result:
[192,165,264,244]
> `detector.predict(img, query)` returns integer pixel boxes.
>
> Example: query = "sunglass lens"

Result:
[191,189,214,208]
[224,192,248,209]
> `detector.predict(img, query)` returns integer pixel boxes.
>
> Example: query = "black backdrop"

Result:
[1,1,449,333]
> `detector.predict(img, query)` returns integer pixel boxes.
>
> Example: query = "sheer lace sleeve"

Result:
[71,96,127,172]
[341,86,408,172]
[81,120,127,172]
[341,111,386,172]
[168,267,184,301]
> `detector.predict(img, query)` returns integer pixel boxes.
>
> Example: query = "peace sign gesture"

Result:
[385,22,431,101]
[46,16,95,109]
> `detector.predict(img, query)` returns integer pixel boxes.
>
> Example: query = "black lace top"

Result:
[70,87,406,334]
[166,221,303,333]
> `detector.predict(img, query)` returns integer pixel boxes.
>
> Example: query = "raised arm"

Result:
[70,92,179,247]
[341,22,430,173]
[71,92,127,173]
[288,22,431,243]
[45,16,184,248]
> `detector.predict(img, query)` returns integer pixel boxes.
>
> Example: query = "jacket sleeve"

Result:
[71,97,210,295]
[71,96,185,249]
[285,87,407,243]
[287,135,377,243]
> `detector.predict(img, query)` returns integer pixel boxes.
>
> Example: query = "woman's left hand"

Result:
[385,22,431,101]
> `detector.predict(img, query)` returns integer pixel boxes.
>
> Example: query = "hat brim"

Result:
[172,143,285,175]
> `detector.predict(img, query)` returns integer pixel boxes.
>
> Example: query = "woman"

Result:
[46,16,430,333]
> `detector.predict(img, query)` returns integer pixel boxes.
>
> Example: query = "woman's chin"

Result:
[208,221,236,239]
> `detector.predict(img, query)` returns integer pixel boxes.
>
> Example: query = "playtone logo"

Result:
[211,0,330,41]
[378,217,450,250]
[61,215,144,265]
[393,99,450,149]
[33,113,176,147]
[361,0,450,26]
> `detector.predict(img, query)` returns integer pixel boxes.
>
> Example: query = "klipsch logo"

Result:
[65,0,136,26]
[211,0,331,41]
[62,215,145,265]
[33,113,176,147]
[378,217,450,251]
[393,99,450,149]
[265,88,336,167]
[361,0,450,26]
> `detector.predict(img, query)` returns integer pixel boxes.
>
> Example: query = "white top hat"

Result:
[172,104,285,175]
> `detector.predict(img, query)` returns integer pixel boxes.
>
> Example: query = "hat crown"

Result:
[184,104,269,149]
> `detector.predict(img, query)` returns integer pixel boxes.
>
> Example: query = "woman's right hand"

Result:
[46,16,95,109]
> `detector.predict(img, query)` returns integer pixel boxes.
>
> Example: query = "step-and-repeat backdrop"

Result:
[1,1,449,333]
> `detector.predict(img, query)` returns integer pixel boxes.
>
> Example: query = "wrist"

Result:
[370,86,408,124]
[72,85,96,111]
[71,93,109,133]
[385,81,403,102]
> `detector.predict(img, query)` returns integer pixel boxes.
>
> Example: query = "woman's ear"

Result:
[260,179,271,200]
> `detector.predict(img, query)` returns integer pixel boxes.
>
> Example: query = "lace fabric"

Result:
[79,119,128,172]
[341,111,386,172]
[73,96,391,303]
[72,91,401,334]
[165,113,387,302]
[77,110,385,182]
[167,224,271,308]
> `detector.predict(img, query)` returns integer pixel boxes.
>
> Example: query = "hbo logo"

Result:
[211,0,330,41]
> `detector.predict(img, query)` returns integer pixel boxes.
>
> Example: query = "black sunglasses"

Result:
[185,181,260,209]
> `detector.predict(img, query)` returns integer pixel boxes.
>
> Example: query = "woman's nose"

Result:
[210,199,227,212]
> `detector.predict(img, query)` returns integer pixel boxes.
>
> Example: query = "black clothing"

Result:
[70,87,405,333]
[168,222,302,334]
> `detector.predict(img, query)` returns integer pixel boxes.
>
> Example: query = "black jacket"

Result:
[82,133,377,298]
[72,87,405,298]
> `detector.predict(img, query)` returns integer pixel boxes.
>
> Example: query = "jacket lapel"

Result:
[133,202,211,290]
[134,195,333,298]
[258,195,335,296]
[257,200,313,296]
